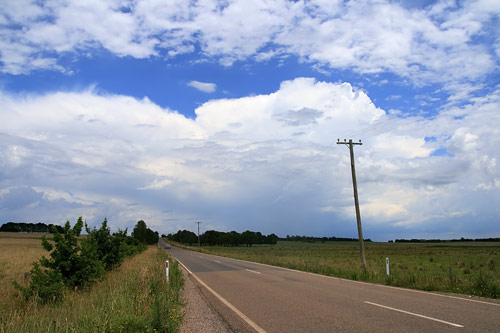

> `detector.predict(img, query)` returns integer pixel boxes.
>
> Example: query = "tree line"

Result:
[393,237,500,243]
[165,229,279,246]
[15,218,159,303]
[0,222,64,233]
[284,235,372,243]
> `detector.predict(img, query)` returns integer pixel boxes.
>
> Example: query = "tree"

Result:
[85,218,125,270]
[264,233,278,245]
[15,217,104,302]
[15,217,147,304]
[241,230,257,247]
[132,220,158,245]
[39,217,104,288]
[227,231,241,246]
[132,220,148,243]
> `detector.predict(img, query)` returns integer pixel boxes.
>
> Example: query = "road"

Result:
[167,246,500,332]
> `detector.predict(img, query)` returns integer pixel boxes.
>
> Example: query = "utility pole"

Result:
[195,221,202,247]
[337,139,367,270]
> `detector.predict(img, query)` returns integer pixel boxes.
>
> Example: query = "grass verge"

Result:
[1,245,183,332]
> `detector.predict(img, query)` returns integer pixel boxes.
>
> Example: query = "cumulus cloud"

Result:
[1,78,499,238]
[1,0,498,89]
[187,80,217,93]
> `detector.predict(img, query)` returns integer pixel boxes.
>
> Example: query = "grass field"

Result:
[0,232,183,332]
[183,240,500,298]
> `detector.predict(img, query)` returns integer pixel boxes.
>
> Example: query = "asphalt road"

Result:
[167,246,500,332]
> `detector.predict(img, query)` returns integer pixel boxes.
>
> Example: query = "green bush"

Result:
[471,272,499,298]
[13,262,65,303]
[15,217,147,303]
[39,217,104,288]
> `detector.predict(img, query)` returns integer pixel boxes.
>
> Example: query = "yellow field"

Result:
[0,233,47,311]
[0,232,183,332]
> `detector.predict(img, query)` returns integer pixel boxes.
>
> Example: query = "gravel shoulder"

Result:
[179,265,233,333]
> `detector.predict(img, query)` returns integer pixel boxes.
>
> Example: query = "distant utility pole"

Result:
[195,221,202,247]
[337,139,367,271]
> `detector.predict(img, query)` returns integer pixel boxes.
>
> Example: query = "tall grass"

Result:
[1,235,183,332]
[181,241,500,299]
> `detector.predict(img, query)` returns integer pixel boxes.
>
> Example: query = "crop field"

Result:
[190,241,500,298]
[0,232,183,332]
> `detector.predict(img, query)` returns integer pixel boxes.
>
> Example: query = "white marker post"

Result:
[386,257,390,276]
[165,260,169,282]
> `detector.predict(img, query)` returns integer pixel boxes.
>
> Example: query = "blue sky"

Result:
[1,0,499,241]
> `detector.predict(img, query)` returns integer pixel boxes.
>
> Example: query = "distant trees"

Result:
[284,235,372,242]
[132,220,159,245]
[0,222,64,233]
[167,229,278,247]
[393,237,500,243]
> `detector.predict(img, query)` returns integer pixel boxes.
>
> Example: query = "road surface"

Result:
[167,246,500,332]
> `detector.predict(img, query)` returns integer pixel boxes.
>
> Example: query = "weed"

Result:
[471,272,499,298]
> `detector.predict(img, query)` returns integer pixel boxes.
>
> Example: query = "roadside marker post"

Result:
[386,257,390,276]
[165,260,169,282]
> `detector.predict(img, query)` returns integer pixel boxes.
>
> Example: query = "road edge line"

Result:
[172,255,267,333]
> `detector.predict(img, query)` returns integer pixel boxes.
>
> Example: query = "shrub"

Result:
[471,272,499,299]
[15,217,147,304]
[39,217,104,288]
[13,262,65,303]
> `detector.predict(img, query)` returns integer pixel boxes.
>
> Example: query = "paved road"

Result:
[167,246,500,332]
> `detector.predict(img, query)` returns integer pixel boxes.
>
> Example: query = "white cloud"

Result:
[1,79,499,238]
[187,80,217,93]
[1,0,498,90]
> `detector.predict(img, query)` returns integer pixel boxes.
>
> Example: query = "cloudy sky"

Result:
[1,0,499,241]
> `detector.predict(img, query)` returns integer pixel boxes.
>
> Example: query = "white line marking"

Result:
[211,255,500,307]
[173,256,266,333]
[214,260,222,264]
[175,247,500,308]
[365,301,464,328]
[246,269,261,275]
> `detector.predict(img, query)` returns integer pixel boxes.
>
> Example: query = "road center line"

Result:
[179,248,500,308]
[204,253,500,308]
[245,269,261,275]
[214,260,222,264]
[365,301,464,328]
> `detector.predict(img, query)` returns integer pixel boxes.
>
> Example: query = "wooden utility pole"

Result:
[337,139,367,270]
[195,221,202,247]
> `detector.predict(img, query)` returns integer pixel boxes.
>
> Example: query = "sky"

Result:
[0,0,499,241]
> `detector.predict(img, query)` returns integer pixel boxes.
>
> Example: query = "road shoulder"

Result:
[179,264,233,333]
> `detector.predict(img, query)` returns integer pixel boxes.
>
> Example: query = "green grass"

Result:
[181,240,500,298]
[1,243,184,332]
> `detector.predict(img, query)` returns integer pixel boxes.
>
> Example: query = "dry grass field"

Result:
[0,232,183,332]
[0,232,47,312]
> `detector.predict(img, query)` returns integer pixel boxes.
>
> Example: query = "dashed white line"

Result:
[214,260,222,264]
[246,269,261,275]
[365,301,464,328]
[178,248,500,308]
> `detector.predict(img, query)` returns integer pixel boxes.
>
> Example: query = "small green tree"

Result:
[15,217,104,303]
[86,218,123,270]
